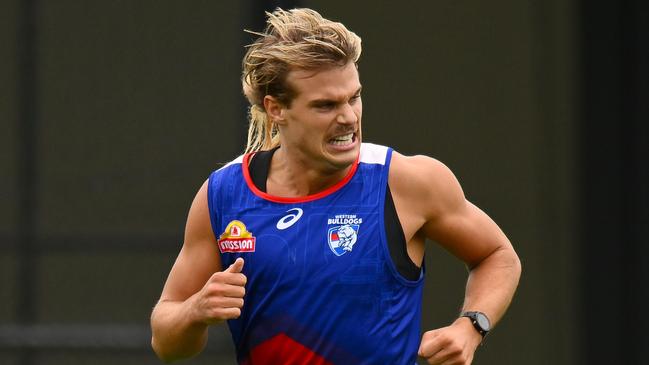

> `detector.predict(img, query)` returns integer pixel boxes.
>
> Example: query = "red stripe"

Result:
[245,333,333,365]
[242,152,359,204]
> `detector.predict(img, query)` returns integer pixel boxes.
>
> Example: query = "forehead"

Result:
[286,63,361,101]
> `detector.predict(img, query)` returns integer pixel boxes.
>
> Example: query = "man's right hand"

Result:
[191,257,247,325]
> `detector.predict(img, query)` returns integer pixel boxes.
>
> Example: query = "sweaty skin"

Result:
[150,63,521,364]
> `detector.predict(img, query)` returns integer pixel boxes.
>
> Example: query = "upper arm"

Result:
[390,153,512,268]
[158,180,222,302]
[423,198,511,269]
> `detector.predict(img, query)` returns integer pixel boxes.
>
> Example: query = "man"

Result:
[151,8,521,365]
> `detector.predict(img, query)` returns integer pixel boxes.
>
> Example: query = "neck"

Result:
[266,146,353,197]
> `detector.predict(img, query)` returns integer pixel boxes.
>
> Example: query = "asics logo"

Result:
[276,208,303,230]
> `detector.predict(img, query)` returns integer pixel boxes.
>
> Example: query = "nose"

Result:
[336,103,358,125]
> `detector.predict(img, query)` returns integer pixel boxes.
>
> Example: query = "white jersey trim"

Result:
[220,144,386,171]
[359,143,388,165]
[218,155,244,171]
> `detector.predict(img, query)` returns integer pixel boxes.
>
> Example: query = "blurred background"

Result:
[1,0,647,364]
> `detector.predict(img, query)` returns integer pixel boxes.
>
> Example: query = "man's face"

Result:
[277,62,362,172]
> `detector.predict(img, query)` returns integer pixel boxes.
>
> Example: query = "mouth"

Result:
[328,132,356,147]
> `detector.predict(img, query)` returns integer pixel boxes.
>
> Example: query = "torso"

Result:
[207,143,424,364]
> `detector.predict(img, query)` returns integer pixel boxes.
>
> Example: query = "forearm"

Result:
[150,298,210,362]
[417,246,520,362]
[461,245,521,326]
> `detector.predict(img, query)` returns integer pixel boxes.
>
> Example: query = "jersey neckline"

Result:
[241,151,360,204]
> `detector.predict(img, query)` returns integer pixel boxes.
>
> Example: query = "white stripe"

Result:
[217,155,244,171]
[359,143,388,165]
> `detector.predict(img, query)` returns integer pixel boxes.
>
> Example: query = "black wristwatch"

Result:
[461,311,491,337]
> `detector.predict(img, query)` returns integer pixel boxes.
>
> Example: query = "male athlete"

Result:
[151,8,521,365]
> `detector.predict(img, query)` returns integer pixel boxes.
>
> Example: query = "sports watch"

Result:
[460,311,491,337]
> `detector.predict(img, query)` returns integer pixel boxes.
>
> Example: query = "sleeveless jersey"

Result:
[207,143,424,365]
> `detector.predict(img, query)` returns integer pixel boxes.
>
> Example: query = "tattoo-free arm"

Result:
[150,180,234,362]
[391,154,521,364]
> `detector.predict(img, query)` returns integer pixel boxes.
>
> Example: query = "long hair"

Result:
[241,8,362,153]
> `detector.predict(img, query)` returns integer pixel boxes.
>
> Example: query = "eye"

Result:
[315,102,336,111]
[349,94,361,104]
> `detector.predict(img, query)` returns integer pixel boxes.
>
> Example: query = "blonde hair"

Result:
[241,8,362,153]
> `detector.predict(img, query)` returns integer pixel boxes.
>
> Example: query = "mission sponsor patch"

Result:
[218,220,256,253]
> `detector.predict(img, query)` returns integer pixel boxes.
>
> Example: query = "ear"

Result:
[263,95,286,125]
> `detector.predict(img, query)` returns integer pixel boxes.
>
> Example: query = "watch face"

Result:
[476,313,491,331]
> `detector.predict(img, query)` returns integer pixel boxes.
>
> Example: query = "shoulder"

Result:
[207,154,246,190]
[213,154,245,175]
[388,150,466,221]
[389,151,458,186]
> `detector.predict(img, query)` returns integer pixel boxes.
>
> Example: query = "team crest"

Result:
[327,214,363,256]
[218,220,256,253]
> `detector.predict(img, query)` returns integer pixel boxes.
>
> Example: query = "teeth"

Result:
[330,133,354,146]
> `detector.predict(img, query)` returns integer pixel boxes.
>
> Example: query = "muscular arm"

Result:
[420,169,520,327]
[389,153,521,364]
[150,181,246,362]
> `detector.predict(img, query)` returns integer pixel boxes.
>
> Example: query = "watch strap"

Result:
[460,311,490,337]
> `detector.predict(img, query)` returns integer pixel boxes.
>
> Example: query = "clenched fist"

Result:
[191,258,247,325]
[418,318,483,365]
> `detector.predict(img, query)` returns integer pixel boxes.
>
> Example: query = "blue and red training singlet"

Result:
[207,143,424,365]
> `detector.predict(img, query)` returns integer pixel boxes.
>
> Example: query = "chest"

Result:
[217,203,384,278]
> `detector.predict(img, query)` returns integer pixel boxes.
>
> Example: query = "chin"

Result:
[325,145,359,170]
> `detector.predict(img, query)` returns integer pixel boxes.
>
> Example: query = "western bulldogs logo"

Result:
[327,214,363,256]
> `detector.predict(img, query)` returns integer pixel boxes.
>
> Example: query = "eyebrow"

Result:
[307,86,363,107]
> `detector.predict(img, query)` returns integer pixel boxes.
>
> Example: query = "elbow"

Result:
[150,314,176,363]
[479,245,522,284]
[151,333,205,363]
[151,336,175,363]
[469,245,522,275]
[151,334,190,363]
[509,249,522,285]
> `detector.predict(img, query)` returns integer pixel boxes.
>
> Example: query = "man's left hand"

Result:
[418,317,483,365]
